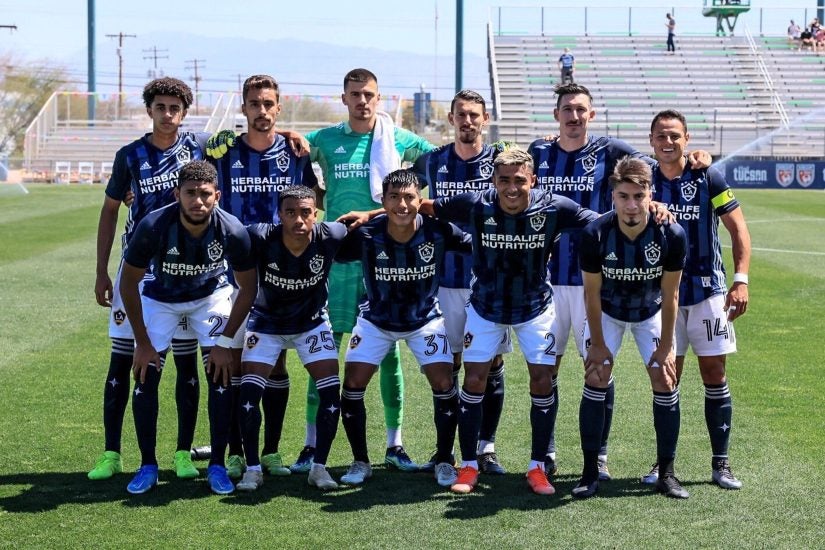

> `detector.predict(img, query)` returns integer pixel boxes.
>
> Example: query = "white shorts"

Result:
[345,317,452,369]
[675,293,737,357]
[549,285,586,358]
[439,287,512,356]
[109,260,194,341]
[142,285,234,352]
[463,304,555,366]
[242,320,338,366]
[583,311,668,366]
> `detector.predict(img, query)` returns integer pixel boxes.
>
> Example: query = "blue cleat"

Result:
[207,465,235,495]
[127,465,159,495]
[384,446,419,472]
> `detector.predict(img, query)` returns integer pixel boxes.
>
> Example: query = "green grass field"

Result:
[1,184,824,548]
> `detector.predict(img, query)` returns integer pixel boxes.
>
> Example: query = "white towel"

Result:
[369,111,401,203]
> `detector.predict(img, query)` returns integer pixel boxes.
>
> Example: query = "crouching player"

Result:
[336,170,471,488]
[209,185,346,491]
[119,160,255,495]
[574,157,688,499]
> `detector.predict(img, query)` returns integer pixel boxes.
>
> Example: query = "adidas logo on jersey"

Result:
[377,251,389,260]
[232,159,244,169]
[167,246,180,256]
[140,161,152,170]
[438,165,449,174]
[334,146,347,154]
[605,252,618,261]
[268,262,279,270]
[484,217,497,226]
[539,161,549,169]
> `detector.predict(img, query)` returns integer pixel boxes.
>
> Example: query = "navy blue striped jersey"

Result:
[211,134,317,225]
[434,189,598,325]
[412,143,500,288]
[125,204,254,303]
[652,164,740,306]
[105,131,209,246]
[246,221,348,335]
[336,214,471,332]
[579,212,687,323]
[528,135,648,286]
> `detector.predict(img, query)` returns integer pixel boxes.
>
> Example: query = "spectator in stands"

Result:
[665,14,676,54]
[558,48,575,85]
[810,17,821,34]
[800,27,816,52]
[788,20,802,45]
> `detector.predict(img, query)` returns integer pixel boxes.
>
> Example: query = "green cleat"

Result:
[88,451,123,480]
[261,453,291,476]
[226,454,246,479]
[174,450,200,479]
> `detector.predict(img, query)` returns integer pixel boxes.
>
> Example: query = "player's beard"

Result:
[252,117,273,132]
[458,128,479,144]
[181,209,210,226]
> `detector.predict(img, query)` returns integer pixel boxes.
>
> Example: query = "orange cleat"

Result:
[526,466,556,495]
[450,466,479,494]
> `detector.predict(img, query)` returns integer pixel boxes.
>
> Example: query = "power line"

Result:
[105,31,137,117]
[0,24,17,32]
[185,58,205,114]
[142,46,169,78]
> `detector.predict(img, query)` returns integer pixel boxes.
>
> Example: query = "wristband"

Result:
[216,334,234,348]
[733,273,749,285]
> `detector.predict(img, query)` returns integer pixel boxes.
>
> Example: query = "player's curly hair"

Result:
[382,169,422,196]
[142,77,194,110]
[451,89,486,114]
[243,74,280,102]
[279,185,316,207]
[493,147,534,174]
[609,157,652,189]
[554,82,592,109]
[178,160,217,187]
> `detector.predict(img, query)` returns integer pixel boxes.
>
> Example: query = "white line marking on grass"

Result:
[722,244,825,256]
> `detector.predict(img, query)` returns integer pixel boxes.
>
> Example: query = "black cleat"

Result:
[656,474,689,499]
[571,477,599,499]
[478,452,507,475]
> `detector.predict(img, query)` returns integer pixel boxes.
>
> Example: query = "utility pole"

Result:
[0,24,17,32]
[142,46,168,79]
[106,31,136,118]
[185,59,205,115]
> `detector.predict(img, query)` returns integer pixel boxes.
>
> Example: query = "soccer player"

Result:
[119,160,255,495]
[91,77,207,481]
[209,185,345,492]
[412,89,511,475]
[208,74,317,480]
[644,109,751,489]
[336,170,469,488]
[420,148,599,495]
[574,157,688,499]
[528,83,709,479]
[295,68,435,473]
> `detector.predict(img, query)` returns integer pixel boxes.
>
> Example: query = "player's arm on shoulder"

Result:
[686,149,712,169]
[397,127,436,162]
[720,207,751,321]
[275,129,310,157]
[649,200,676,224]
[96,195,123,307]
[335,229,364,263]
[337,208,385,230]
[444,221,473,253]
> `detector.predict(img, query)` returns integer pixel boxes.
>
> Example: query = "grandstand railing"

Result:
[743,25,790,129]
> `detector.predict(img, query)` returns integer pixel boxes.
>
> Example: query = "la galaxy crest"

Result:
[113,309,126,326]
[529,213,546,232]
[349,334,362,349]
[275,150,291,172]
[580,152,598,174]
[644,242,661,266]
[309,254,325,274]
[246,334,259,349]
[176,147,191,165]
[418,242,435,263]
[207,240,223,261]
[478,158,494,180]
[680,180,698,202]
[463,332,474,349]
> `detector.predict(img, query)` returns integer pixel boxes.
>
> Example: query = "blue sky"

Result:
[0,1,816,100]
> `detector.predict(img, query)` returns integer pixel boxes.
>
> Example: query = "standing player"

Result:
[295,68,435,472]
[419,148,599,495]
[528,83,709,479]
[336,170,469,488]
[209,186,345,492]
[91,77,207,481]
[208,74,317,480]
[119,161,255,495]
[412,89,511,475]
[644,109,751,489]
[574,157,688,499]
